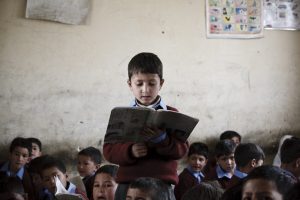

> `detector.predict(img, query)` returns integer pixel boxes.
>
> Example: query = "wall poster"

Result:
[264,0,300,30]
[206,0,264,38]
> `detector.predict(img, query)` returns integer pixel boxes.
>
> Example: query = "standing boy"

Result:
[103,52,189,200]
[174,142,209,200]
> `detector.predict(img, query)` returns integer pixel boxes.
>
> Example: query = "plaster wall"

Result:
[0,0,300,159]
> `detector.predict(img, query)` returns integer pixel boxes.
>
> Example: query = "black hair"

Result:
[280,137,300,164]
[215,140,236,158]
[27,137,42,151]
[128,52,163,80]
[78,146,102,165]
[243,165,296,196]
[188,142,209,159]
[182,181,224,200]
[234,143,265,168]
[39,156,66,176]
[28,155,51,174]
[95,164,119,179]
[220,130,241,142]
[284,182,300,200]
[9,137,32,156]
[128,177,169,200]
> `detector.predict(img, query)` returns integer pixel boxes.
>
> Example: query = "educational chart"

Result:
[264,0,300,30]
[206,0,263,38]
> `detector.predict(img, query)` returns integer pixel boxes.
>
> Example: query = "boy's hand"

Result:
[141,126,167,143]
[132,143,148,158]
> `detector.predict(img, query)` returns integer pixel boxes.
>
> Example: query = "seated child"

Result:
[0,137,35,200]
[27,137,42,162]
[219,130,242,145]
[228,142,265,188]
[0,175,27,200]
[39,156,88,200]
[126,177,169,200]
[103,52,188,200]
[205,139,237,189]
[77,146,102,199]
[280,136,300,181]
[93,164,119,200]
[242,165,296,200]
[174,142,209,200]
[181,181,223,200]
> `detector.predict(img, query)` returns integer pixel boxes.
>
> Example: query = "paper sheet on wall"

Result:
[264,0,300,30]
[25,0,90,25]
[206,0,264,39]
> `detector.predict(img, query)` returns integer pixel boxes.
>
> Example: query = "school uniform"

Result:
[0,161,36,200]
[174,166,205,200]
[227,169,247,189]
[205,165,235,190]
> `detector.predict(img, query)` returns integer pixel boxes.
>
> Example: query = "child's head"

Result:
[215,140,236,173]
[187,142,209,172]
[182,181,224,200]
[40,156,68,194]
[93,164,118,200]
[126,177,169,200]
[77,146,102,177]
[27,137,42,160]
[9,137,31,173]
[220,130,241,145]
[242,165,295,200]
[127,52,164,106]
[280,137,300,178]
[234,143,265,173]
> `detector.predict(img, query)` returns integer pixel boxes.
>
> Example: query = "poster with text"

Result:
[206,0,264,38]
[264,0,300,30]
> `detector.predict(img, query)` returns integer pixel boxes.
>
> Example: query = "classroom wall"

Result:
[1,0,300,160]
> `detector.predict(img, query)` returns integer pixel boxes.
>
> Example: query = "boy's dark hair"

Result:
[280,137,300,164]
[9,137,32,156]
[234,143,265,168]
[78,146,102,164]
[95,164,119,179]
[182,181,224,200]
[215,140,236,158]
[220,130,241,142]
[28,155,51,174]
[39,156,66,176]
[128,52,163,80]
[188,142,209,159]
[128,177,169,200]
[243,165,296,196]
[284,182,300,200]
[27,137,42,151]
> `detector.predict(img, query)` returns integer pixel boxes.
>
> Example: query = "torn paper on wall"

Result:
[25,0,90,25]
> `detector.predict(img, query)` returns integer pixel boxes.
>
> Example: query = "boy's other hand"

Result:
[132,143,148,158]
[142,127,165,141]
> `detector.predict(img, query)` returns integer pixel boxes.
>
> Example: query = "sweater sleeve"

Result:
[103,142,138,165]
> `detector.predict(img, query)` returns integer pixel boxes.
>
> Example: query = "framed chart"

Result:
[206,0,264,38]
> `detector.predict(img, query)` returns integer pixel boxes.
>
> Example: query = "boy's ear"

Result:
[127,80,132,87]
[250,159,257,167]
[295,158,300,168]
[160,79,165,88]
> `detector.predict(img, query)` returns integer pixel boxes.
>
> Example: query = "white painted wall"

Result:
[1,0,300,155]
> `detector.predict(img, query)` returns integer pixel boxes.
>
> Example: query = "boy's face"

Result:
[42,166,68,194]
[126,188,152,200]
[93,172,118,200]
[9,146,30,173]
[230,136,240,145]
[217,153,235,173]
[242,178,282,200]
[188,154,207,172]
[128,73,164,106]
[77,155,98,177]
[31,143,42,160]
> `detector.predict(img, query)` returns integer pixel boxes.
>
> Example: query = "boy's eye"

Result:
[93,183,100,188]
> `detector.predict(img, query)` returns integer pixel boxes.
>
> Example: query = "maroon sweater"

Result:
[174,168,199,200]
[103,106,188,185]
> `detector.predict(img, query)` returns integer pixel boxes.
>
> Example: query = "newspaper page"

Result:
[264,0,300,30]
[26,0,90,25]
[206,0,264,38]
